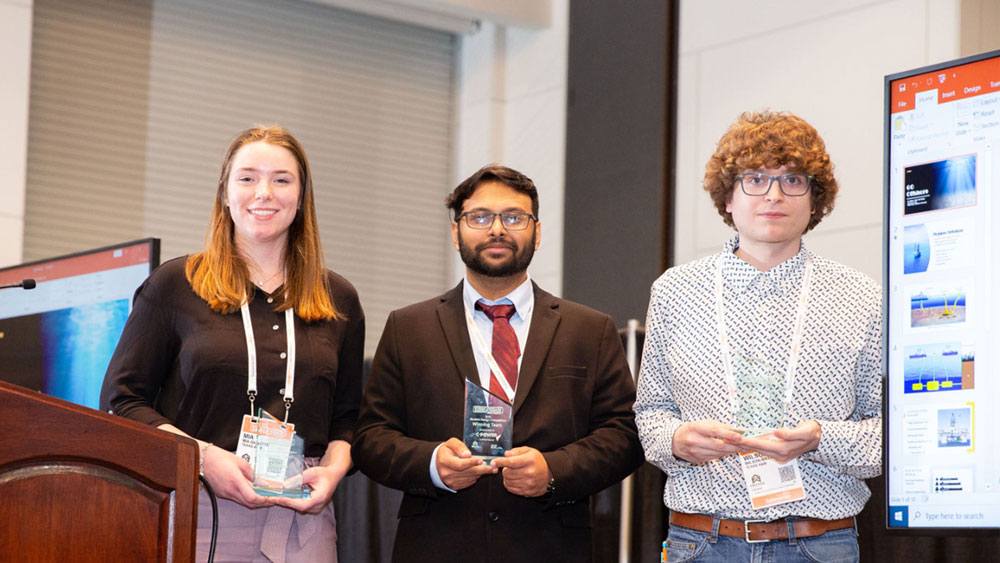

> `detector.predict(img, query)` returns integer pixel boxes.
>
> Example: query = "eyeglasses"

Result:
[457,211,536,231]
[735,172,813,197]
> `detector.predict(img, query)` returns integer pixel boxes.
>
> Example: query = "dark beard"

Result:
[457,229,535,278]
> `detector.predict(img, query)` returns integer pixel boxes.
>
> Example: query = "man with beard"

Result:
[353,164,642,562]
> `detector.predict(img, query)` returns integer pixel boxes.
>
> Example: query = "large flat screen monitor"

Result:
[885,50,1000,530]
[0,239,159,410]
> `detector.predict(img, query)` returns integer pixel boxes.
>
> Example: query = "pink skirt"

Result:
[195,458,337,563]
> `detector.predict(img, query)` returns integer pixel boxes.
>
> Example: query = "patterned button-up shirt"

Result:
[634,236,882,520]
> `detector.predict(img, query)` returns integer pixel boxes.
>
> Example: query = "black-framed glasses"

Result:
[457,211,536,231]
[735,172,813,197]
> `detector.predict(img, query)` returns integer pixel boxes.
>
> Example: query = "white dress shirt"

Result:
[429,276,535,491]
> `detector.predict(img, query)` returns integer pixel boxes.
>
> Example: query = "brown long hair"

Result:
[186,125,339,321]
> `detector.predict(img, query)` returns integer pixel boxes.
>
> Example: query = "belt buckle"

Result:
[744,519,769,543]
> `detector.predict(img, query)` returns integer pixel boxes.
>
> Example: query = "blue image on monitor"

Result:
[903,154,977,215]
[40,299,130,409]
[903,224,930,274]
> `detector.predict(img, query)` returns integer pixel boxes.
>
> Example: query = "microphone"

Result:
[0,279,36,290]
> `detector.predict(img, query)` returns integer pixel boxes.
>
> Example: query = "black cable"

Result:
[198,475,218,563]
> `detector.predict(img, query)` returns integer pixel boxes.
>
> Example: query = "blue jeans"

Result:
[664,520,859,563]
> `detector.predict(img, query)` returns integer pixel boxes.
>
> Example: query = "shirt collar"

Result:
[721,234,810,295]
[463,275,535,322]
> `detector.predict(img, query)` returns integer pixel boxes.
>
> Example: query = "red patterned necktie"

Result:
[475,301,519,403]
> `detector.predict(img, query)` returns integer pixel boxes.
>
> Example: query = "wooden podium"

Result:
[0,380,199,562]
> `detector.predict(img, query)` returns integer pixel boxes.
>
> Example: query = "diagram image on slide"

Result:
[904,154,977,215]
[903,342,974,393]
[937,406,972,449]
[909,286,967,328]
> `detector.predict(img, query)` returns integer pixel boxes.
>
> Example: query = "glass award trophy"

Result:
[462,379,512,458]
[251,409,310,498]
[732,353,787,437]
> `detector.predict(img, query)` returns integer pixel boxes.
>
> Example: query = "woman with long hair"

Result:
[102,125,363,561]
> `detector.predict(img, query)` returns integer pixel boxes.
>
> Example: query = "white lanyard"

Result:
[464,304,518,402]
[241,300,296,423]
[714,253,812,416]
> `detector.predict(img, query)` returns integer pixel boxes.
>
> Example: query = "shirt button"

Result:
[757,304,767,314]
[280,352,287,359]
[488,511,499,522]
[267,297,274,304]
[272,324,280,331]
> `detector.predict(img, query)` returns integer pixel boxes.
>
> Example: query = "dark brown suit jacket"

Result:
[352,281,642,562]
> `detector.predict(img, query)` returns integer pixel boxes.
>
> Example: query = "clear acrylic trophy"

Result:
[462,379,512,459]
[732,353,787,437]
[251,409,310,498]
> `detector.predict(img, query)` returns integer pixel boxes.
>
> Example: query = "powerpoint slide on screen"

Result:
[887,51,1000,529]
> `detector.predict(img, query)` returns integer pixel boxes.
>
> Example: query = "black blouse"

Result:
[101,257,365,458]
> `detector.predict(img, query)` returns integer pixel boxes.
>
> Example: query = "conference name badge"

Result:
[235,414,266,464]
[737,433,807,509]
[234,410,310,499]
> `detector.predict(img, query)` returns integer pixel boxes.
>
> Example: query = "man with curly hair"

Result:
[635,111,881,562]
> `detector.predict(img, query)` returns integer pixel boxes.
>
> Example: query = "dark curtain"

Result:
[334,359,402,563]
[333,468,402,563]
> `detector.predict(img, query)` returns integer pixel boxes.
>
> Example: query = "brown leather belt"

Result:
[669,512,855,543]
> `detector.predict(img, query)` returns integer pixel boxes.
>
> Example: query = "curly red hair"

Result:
[703,110,837,233]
